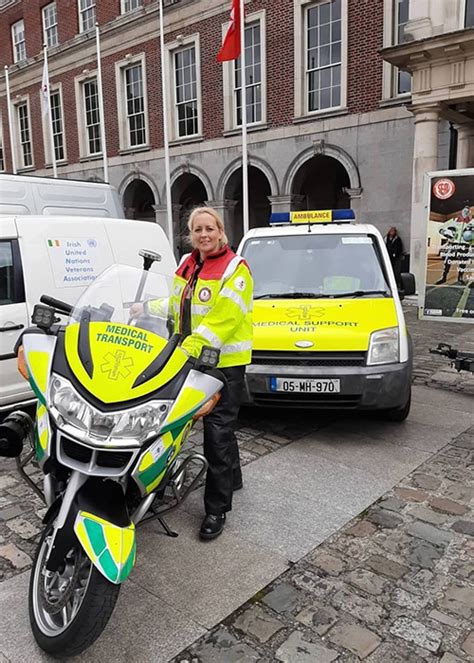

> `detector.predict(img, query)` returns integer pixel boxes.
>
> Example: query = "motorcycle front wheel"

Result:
[29,520,121,658]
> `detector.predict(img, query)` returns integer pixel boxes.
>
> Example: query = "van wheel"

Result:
[384,390,411,422]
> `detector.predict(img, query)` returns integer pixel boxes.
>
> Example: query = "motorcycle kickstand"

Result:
[157,516,178,538]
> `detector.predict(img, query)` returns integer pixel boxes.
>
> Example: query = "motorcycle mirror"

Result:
[139,249,162,272]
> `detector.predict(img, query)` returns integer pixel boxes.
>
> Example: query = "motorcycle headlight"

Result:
[367,327,399,365]
[49,375,171,445]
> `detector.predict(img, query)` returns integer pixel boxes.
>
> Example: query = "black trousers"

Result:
[203,365,245,515]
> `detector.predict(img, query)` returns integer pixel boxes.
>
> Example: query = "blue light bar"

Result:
[269,209,355,225]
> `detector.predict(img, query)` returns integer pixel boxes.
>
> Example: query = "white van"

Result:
[0,215,176,412]
[0,174,124,218]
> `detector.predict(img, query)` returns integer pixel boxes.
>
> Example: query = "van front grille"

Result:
[253,392,361,408]
[252,351,366,367]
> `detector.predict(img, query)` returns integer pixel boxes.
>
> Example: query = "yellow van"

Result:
[238,210,415,421]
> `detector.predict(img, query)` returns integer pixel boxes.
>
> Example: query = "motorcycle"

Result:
[0,251,223,657]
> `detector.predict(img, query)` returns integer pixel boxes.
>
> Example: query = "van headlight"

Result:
[49,375,171,445]
[367,328,399,365]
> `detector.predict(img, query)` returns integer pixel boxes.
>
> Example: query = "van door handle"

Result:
[0,324,25,332]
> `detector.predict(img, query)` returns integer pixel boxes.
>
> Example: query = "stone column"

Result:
[409,105,440,289]
[267,195,306,214]
[342,187,363,220]
[455,123,474,169]
[153,203,182,257]
[206,199,239,247]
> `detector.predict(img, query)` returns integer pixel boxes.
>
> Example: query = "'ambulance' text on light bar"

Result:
[269,209,355,225]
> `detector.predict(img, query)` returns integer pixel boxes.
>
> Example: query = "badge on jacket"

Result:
[198,287,212,302]
[234,276,246,291]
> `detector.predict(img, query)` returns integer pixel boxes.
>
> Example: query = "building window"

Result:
[50,90,65,161]
[174,46,199,138]
[83,79,101,155]
[125,64,146,146]
[43,3,59,48]
[12,20,26,63]
[78,0,96,33]
[394,0,410,94]
[121,0,143,13]
[17,102,33,168]
[0,131,4,172]
[306,0,342,112]
[234,21,262,126]
[465,0,474,26]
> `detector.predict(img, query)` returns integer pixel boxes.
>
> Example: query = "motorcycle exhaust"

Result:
[0,411,34,458]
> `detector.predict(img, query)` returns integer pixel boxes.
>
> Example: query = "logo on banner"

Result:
[433,178,455,200]
[198,287,212,302]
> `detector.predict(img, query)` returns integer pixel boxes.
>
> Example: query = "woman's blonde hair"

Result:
[187,206,229,248]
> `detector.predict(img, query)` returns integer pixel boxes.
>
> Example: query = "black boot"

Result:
[199,513,226,540]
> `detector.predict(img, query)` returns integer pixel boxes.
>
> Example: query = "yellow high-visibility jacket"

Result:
[149,245,253,368]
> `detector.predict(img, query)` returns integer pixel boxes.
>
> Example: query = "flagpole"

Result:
[95,24,108,183]
[159,0,173,246]
[239,0,249,236]
[4,66,17,174]
[43,45,58,178]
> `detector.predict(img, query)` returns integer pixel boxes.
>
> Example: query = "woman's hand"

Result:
[129,302,144,318]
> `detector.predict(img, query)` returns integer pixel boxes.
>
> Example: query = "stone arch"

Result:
[121,176,157,222]
[171,170,210,256]
[283,142,361,196]
[119,171,160,206]
[217,155,279,201]
[167,163,213,203]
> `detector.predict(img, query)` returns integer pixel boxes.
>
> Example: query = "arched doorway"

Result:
[122,179,156,221]
[171,173,208,256]
[224,166,272,248]
[291,155,350,210]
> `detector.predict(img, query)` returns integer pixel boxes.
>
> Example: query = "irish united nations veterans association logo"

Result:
[433,178,455,200]
[198,287,212,302]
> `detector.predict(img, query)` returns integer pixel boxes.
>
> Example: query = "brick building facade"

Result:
[0,0,433,258]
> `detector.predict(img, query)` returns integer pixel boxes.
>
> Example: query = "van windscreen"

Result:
[241,234,391,299]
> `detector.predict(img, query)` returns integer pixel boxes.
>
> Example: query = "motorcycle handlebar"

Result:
[40,295,73,315]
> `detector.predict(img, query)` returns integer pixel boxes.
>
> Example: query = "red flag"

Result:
[217,0,241,62]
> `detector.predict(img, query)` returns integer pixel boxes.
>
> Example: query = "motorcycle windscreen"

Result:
[63,264,188,403]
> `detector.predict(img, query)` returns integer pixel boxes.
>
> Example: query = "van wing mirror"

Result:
[400,272,416,297]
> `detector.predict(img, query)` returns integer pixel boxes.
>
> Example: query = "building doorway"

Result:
[122,179,156,221]
[291,155,351,210]
[171,173,208,257]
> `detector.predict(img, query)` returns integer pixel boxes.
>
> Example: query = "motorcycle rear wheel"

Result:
[29,520,120,658]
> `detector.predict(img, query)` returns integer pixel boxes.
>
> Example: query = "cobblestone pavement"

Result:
[0,304,473,660]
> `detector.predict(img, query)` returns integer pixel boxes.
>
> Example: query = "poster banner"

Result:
[420,173,474,322]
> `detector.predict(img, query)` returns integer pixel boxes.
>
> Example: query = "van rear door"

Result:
[0,219,30,409]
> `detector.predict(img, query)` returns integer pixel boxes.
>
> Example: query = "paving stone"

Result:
[389,617,443,653]
[444,483,474,504]
[400,569,447,597]
[331,587,386,625]
[440,654,466,663]
[395,487,428,503]
[366,642,430,662]
[429,609,459,628]
[392,588,429,611]
[406,521,454,547]
[6,517,40,540]
[378,497,404,513]
[407,504,449,526]
[327,621,381,659]
[454,434,474,450]
[345,568,386,596]
[367,509,403,529]
[0,543,31,569]
[430,498,469,516]
[189,627,259,662]
[408,541,443,570]
[232,605,283,643]
[451,559,474,581]
[366,554,409,579]
[452,520,474,537]
[412,473,442,491]
[295,605,338,636]
[461,631,474,656]
[261,583,301,614]
[438,585,474,619]
[0,476,18,491]
[292,571,338,599]
[0,505,23,522]
[346,521,377,537]
[275,631,338,663]
[307,551,345,576]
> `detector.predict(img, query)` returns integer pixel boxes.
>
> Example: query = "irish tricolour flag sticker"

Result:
[47,239,61,247]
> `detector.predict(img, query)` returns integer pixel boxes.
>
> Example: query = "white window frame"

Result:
[42,84,67,165]
[222,9,266,132]
[11,20,26,63]
[121,0,143,14]
[78,0,96,33]
[164,34,203,143]
[463,0,474,26]
[382,0,412,100]
[14,96,34,170]
[294,0,348,119]
[75,71,102,159]
[42,3,59,48]
[0,119,5,172]
[115,53,149,151]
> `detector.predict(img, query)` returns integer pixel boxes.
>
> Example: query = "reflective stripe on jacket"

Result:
[149,245,253,368]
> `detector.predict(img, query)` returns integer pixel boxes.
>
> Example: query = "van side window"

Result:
[0,240,25,305]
